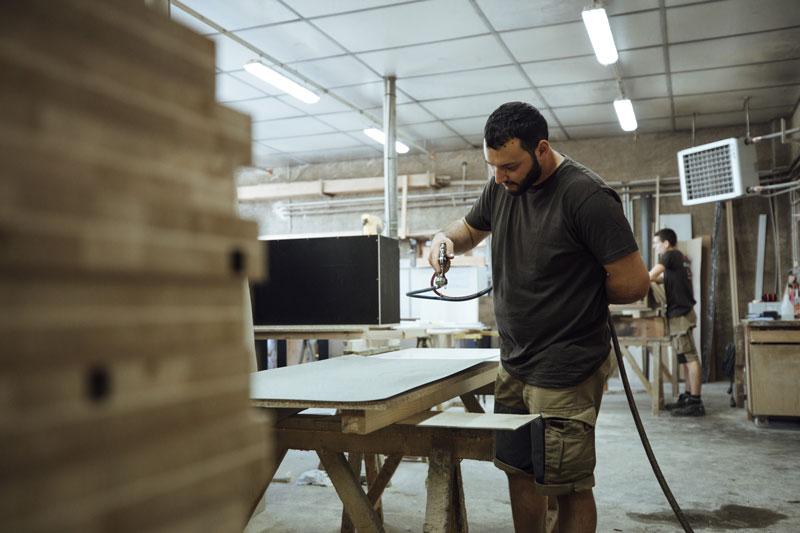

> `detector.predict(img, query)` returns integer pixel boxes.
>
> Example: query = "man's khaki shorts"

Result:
[493,355,611,496]
[668,309,698,363]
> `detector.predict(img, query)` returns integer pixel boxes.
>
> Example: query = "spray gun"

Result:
[433,242,449,289]
[406,240,493,302]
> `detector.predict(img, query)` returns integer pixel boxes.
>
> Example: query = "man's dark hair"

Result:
[655,228,677,247]
[484,102,549,155]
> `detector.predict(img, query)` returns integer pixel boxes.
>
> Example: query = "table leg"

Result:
[248,446,288,520]
[451,461,468,533]
[366,455,403,506]
[459,393,484,414]
[424,449,468,533]
[340,452,364,533]
[365,454,384,522]
[318,451,384,533]
[652,343,663,415]
[546,496,559,533]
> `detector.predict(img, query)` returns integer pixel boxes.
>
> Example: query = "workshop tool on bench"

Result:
[408,241,694,532]
[406,242,493,302]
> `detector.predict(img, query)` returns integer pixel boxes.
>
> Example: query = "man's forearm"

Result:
[434,218,479,255]
[606,274,650,304]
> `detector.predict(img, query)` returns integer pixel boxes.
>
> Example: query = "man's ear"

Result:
[536,139,550,157]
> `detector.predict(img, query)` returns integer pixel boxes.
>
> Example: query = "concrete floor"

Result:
[246,381,800,532]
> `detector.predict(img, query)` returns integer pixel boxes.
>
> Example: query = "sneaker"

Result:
[665,392,689,411]
[671,400,705,417]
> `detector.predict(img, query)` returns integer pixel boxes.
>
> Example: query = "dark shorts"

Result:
[493,355,611,495]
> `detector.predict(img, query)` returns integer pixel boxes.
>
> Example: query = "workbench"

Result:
[739,320,800,424]
[249,348,548,532]
[610,306,677,415]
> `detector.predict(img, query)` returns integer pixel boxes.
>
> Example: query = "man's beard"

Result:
[504,154,542,196]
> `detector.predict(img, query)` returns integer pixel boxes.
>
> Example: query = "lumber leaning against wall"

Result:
[0,1,271,531]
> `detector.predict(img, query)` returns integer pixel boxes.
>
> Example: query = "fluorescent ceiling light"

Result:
[581,8,618,65]
[363,128,410,154]
[613,99,638,132]
[243,60,319,104]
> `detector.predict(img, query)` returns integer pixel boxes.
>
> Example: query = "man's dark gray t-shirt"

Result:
[465,157,638,388]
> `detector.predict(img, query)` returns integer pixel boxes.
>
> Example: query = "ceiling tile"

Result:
[419,89,545,120]
[265,132,366,152]
[564,124,631,138]
[618,47,666,77]
[224,96,304,121]
[667,0,800,43]
[282,0,400,18]
[277,94,351,114]
[523,56,614,86]
[670,27,800,72]
[540,75,668,107]
[398,121,455,140]
[475,0,582,31]
[332,82,412,109]
[673,85,800,115]
[552,100,671,127]
[316,111,375,131]
[622,75,670,99]
[522,48,663,88]
[427,136,472,152]
[252,117,336,140]
[311,0,488,52]
[362,103,438,125]
[538,80,617,106]
[252,142,279,162]
[674,106,794,129]
[634,98,673,120]
[357,35,509,78]
[463,134,486,146]
[176,0,297,31]
[292,56,381,88]
[170,5,217,34]
[553,103,617,126]
[476,0,659,32]
[216,73,267,102]
[502,22,593,62]
[211,34,258,72]
[399,66,530,101]
[671,60,800,95]
[609,11,662,50]
[636,118,674,133]
[235,21,344,62]
[445,116,488,137]
[395,103,438,125]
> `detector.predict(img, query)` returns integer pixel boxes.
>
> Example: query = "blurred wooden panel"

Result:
[1,0,270,530]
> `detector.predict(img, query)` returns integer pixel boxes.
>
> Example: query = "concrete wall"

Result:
[239,122,796,379]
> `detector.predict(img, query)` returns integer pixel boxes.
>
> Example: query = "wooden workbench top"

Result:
[249,352,497,407]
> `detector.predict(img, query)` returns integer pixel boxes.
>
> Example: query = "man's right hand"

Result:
[428,233,455,274]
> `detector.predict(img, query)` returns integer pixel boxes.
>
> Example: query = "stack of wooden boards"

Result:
[1,1,270,531]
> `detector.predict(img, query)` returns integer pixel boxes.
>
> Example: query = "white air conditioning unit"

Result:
[677,137,758,206]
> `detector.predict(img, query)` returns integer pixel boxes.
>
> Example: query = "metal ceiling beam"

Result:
[383,76,398,238]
